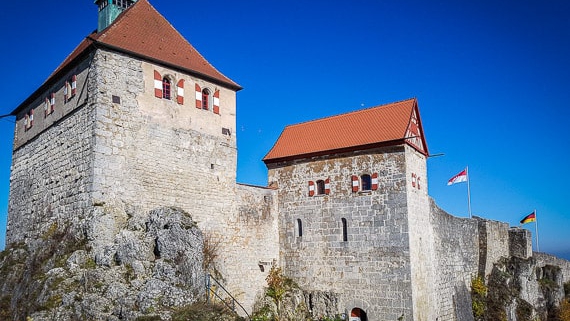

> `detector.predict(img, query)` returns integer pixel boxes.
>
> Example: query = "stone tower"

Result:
[263,98,436,320]
[7,0,241,246]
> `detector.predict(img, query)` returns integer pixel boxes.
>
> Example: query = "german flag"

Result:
[520,212,536,225]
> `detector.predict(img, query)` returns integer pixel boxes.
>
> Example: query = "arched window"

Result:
[341,218,348,242]
[202,88,211,110]
[316,180,325,195]
[296,219,303,237]
[162,77,171,100]
[361,174,372,191]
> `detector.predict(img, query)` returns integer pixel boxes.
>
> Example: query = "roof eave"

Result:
[91,40,243,92]
[10,37,242,117]
[11,42,97,116]
[263,139,409,165]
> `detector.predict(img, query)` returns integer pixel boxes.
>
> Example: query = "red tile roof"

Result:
[91,0,240,89]
[263,98,429,163]
[13,0,240,115]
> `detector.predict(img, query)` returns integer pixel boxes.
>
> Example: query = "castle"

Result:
[5,1,570,320]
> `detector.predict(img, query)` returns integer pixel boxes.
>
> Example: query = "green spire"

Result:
[95,0,138,32]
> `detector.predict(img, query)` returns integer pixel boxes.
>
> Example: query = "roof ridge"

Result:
[285,97,417,129]
[263,97,427,162]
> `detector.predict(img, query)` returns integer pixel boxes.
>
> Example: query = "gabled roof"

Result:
[263,98,429,164]
[13,0,240,115]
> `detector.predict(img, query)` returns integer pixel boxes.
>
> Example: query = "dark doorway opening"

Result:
[350,307,368,321]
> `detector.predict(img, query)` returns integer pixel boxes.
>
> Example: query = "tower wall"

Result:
[267,146,414,321]
[88,49,272,311]
[404,145,436,321]
[7,56,94,246]
[89,49,238,217]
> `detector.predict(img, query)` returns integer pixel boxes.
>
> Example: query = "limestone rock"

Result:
[0,206,205,321]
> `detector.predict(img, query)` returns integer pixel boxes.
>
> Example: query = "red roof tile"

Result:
[263,98,429,163]
[92,0,240,89]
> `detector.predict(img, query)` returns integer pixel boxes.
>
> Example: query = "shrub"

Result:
[471,276,487,320]
[265,265,295,318]
[0,296,12,320]
[560,299,570,321]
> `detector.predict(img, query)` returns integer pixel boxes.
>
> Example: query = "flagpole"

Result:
[534,209,540,252]
[467,166,472,218]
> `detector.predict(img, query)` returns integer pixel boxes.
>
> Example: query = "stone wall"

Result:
[7,55,95,245]
[428,199,567,321]
[535,252,570,284]
[268,146,415,321]
[89,49,237,225]
[430,199,479,321]
[509,228,532,259]
[477,218,511,277]
[87,49,271,312]
[231,183,280,311]
[12,57,92,150]
[404,145,436,321]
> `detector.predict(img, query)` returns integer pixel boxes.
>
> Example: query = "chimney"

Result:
[95,0,138,32]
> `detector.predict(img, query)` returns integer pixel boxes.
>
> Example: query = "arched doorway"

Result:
[350,307,368,321]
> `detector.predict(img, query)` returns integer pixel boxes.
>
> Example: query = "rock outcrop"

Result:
[0,206,205,321]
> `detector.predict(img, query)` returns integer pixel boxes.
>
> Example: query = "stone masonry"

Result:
[5,1,570,320]
[267,146,416,320]
[6,46,278,316]
[7,54,94,245]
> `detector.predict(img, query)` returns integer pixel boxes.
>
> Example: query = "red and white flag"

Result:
[448,169,468,185]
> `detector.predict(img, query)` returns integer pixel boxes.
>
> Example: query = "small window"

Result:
[113,0,135,9]
[316,180,325,195]
[64,81,72,102]
[44,98,51,117]
[202,88,211,110]
[341,218,348,242]
[98,0,108,11]
[361,174,372,191]
[24,110,34,131]
[162,78,171,100]
[297,219,303,237]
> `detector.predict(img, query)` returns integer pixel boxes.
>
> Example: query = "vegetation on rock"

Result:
[0,206,206,321]
[471,257,570,321]
[251,264,340,321]
[560,299,570,321]
[471,276,487,320]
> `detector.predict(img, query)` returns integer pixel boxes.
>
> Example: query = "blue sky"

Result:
[0,0,569,259]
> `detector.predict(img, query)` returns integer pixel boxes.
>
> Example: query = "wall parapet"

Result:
[508,227,532,259]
